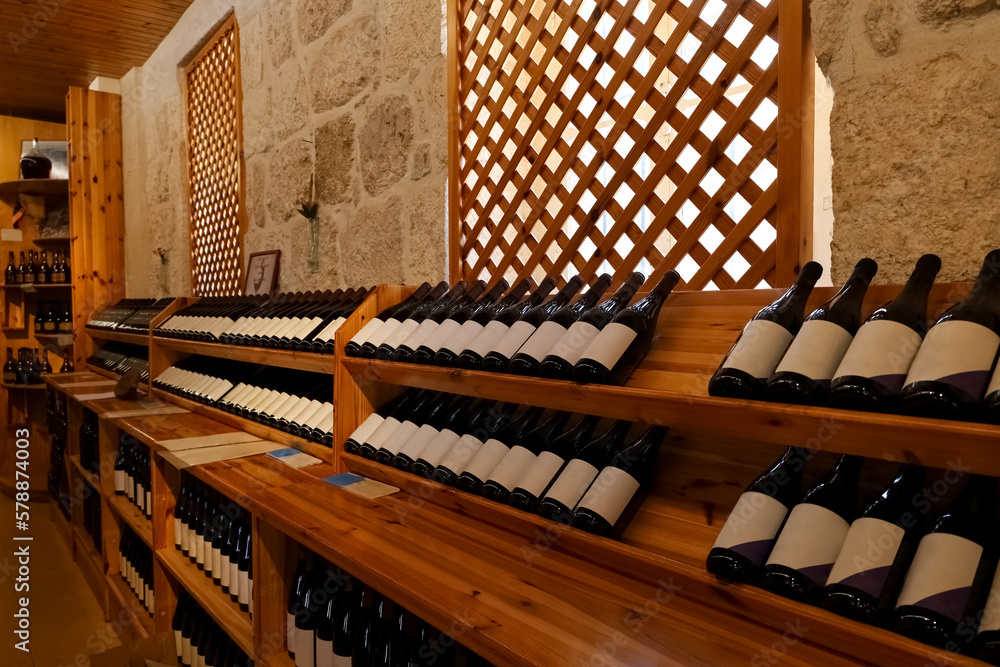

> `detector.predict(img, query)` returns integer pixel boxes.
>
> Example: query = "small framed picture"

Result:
[245,250,281,296]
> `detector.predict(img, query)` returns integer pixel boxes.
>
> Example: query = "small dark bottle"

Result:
[508,415,601,512]
[761,455,864,604]
[895,475,1000,649]
[20,138,52,179]
[481,411,571,503]
[5,252,15,285]
[829,255,941,412]
[2,348,16,384]
[573,271,680,385]
[822,465,926,626]
[764,258,878,405]
[16,251,25,285]
[572,425,668,536]
[538,273,645,380]
[709,262,824,399]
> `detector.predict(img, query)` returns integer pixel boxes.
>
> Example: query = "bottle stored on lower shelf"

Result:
[174,474,253,614]
[172,591,254,667]
[345,389,668,539]
[119,526,153,616]
[287,548,495,667]
[153,356,334,446]
[87,342,149,381]
[115,434,152,519]
[86,297,166,331]
[80,408,100,477]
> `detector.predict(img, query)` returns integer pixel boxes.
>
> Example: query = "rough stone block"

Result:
[311,13,379,112]
[267,137,315,224]
[267,0,295,70]
[343,197,406,284]
[315,113,356,205]
[359,95,414,196]
[296,0,351,46]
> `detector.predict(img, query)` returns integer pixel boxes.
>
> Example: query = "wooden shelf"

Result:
[151,336,334,374]
[69,455,101,491]
[33,236,71,243]
[86,363,122,383]
[106,572,154,638]
[151,387,330,462]
[35,332,74,347]
[107,493,154,548]
[87,327,150,346]
[72,524,106,606]
[157,547,254,657]
[342,356,1000,478]
[2,382,46,390]
[0,178,69,206]
[1,283,72,290]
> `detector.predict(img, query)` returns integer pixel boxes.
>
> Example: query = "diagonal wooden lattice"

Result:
[185,16,246,297]
[450,0,810,290]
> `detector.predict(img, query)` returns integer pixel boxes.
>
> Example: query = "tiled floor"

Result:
[0,494,122,667]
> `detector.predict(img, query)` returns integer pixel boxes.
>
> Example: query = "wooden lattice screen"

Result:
[185,16,247,297]
[447,0,813,289]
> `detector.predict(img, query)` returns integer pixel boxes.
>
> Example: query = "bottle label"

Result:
[904,320,1000,399]
[212,546,222,575]
[238,568,250,605]
[316,316,347,342]
[114,470,126,492]
[722,320,792,384]
[349,317,384,347]
[833,320,925,391]
[579,322,638,371]
[43,322,55,331]
[576,466,640,525]
[174,517,182,546]
[379,420,420,456]
[397,423,440,461]
[440,319,485,356]
[316,638,334,667]
[543,459,600,512]
[491,320,540,359]
[398,317,439,351]
[438,434,484,474]
[419,318,464,354]
[977,564,1000,634]
[419,429,461,467]
[712,491,789,565]
[365,317,403,348]
[462,438,510,482]
[229,561,239,592]
[826,517,905,598]
[294,627,315,667]
[486,445,537,492]
[384,318,425,350]
[463,320,510,358]
[333,655,352,667]
[2,372,15,382]
[548,321,602,366]
[896,532,983,622]
[775,320,854,382]
[220,554,230,588]
[517,451,565,497]
[363,417,401,450]
[764,503,851,585]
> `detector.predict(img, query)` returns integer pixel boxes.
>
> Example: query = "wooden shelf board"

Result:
[87,327,150,346]
[105,572,154,638]
[1,283,72,290]
[35,332,75,347]
[0,178,69,206]
[43,371,105,389]
[150,388,330,462]
[72,524,106,607]
[157,547,254,657]
[69,455,101,492]
[342,357,1000,478]
[1,382,46,390]
[33,236,71,243]
[151,336,335,374]
[107,493,154,548]
[85,363,124,383]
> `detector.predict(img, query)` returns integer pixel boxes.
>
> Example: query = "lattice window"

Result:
[185,16,246,297]
[450,0,812,289]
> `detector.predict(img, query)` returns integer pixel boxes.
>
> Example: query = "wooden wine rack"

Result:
[42,280,998,666]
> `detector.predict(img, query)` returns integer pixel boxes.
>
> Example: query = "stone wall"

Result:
[121,0,447,297]
[812,0,1000,283]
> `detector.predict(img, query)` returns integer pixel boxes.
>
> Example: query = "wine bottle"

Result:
[410,397,484,478]
[359,281,449,357]
[372,282,466,359]
[907,250,1000,421]
[368,597,398,667]
[38,250,51,284]
[822,465,926,626]
[343,390,415,455]
[765,258,878,405]
[237,523,252,613]
[973,566,1000,664]
[709,263,824,399]
[412,279,509,365]
[5,252,15,285]
[357,390,432,460]
[287,557,312,658]
[458,276,580,369]
[761,455,863,603]
[294,560,323,667]
[538,273,646,380]
[894,475,1000,648]
[456,406,544,494]
[344,283,432,356]
[394,395,475,472]
[829,255,941,412]
[23,251,35,285]
[481,411,571,503]
[433,280,536,367]
[3,348,16,383]
[16,251,25,285]
[476,276,562,372]
[332,572,355,666]
[454,278,535,369]
[352,586,378,667]
[373,391,447,465]
[573,271,681,385]
[508,415,601,512]
[432,402,514,486]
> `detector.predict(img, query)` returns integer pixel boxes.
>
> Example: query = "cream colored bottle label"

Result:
[826,517,905,595]
[398,318,440,351]
[462,438,510,482]
[363,417,401,450]
[516,451,565,496]
[775,320,854,381]
[316,638,335,667]
[440,319,485,355]
[834,320,924,389]
[977,564,1000,634]
[464,320,511,358]
[549,321,602,366]
[418,429,461,467]
[491,320,540,359]
[896,532,982,621]
[486,446,537,491]
[379,318,422,350]
[514,321,567,363]
[419,318,464,353]
[397,424,439,461]
[905,320,1000,393]
[379,421,420,456]
[721,320,795,380]
[576,466,640,524]
[437,434,484,474]
[347,413,384,445]
[543,459,600,509]
[348,317,384,347]
[365,317,403,348]
[765,503,850,584]
[580,322,638,370]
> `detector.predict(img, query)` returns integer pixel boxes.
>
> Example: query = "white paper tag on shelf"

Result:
[74,391,117,401]
[268,448,322,469]
[1,229,23,242]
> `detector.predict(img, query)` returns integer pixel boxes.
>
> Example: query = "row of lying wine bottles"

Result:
[87,343,145,381]
[119,526,153,616]
[174,475,253,613]
[88,297,174,334]
[288,550,494,667]
[3,346,59,384]
[153,357,335,445]
[708,449,1000,661]
[155,288,375,354]
[80,409,100,476]
[346,388,666,537]
[346,271,680,385]
[114,434,152,519]
[711,251,1000,422]
[173,592,254,667]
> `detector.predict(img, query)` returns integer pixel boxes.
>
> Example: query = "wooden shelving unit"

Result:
[2,382,46,390]
[0,178,70,207]
[107,493,153,548]
[151,336,334,373]
[106,572,154,638]
[86,328,150,346]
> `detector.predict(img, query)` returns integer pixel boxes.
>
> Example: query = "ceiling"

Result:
[0,0,196,123]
